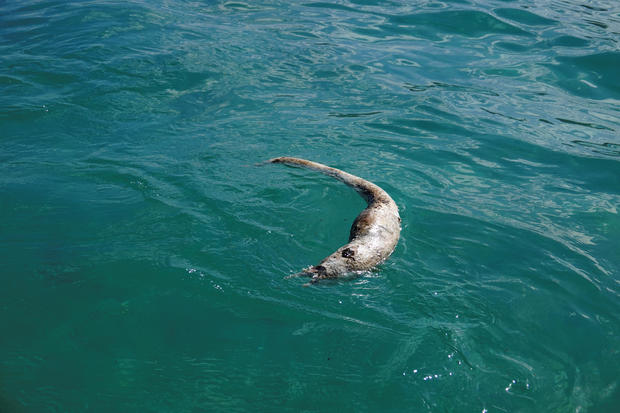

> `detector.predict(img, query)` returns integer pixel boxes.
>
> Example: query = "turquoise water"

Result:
[1,0,619,411]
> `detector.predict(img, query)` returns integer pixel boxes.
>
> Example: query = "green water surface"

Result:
[1,0,619,411]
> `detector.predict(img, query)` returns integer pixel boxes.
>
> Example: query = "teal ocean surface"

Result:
[1,0,619,411]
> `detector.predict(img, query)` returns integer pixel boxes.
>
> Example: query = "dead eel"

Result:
[268,157,401,284]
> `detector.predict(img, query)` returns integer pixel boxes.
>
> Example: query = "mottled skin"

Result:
[268,157,401,285]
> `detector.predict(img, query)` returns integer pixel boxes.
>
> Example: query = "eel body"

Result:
[268,157,401,284]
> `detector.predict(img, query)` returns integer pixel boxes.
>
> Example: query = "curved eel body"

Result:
[268,157,401,284]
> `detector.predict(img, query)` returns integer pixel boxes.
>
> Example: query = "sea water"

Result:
[1,0,619,411]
